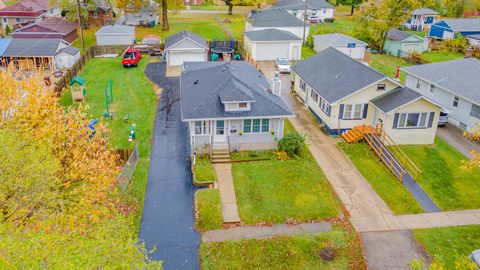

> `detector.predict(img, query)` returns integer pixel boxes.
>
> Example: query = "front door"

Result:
[214,120,226,142]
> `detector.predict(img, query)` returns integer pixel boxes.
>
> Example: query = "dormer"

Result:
[219,77,256,112]
[223,101,252,112]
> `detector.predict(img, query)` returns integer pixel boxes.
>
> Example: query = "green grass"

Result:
[284,118,296,134]
[404,30,427,38]
[189,4,254,12]
[230,150,273,161]
[302,46,316,60]
[368,53,411,82]
[201,231,353,270]
[194,155,217,183]
[399,138,480,211]
[420,50,464,63]
[339,142,424,215]
[4,0,17,5]
[309,15,357,37]
[413,226,480,269]
[215,14,246,40]
[59,57,157,231]
[196,189,223,231]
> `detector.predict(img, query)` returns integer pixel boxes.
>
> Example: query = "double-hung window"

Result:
[319,98,330,115]
[243,119,270,133]
[397,113,428,128]
[429,84,435,95]
[194,121,210,135]
[311,90,318,102]
[239,102,247,109]
[300,80,306,92]
[452,96,459,109]
[416,79,422,89]
[343,104,363,119]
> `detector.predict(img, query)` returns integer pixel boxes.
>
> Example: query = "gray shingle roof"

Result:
[386,28,416,41]
[371,87,422,113]
[292,47,386,104]
[442,18,480,32]
[95,25,135,35]
[180,61,293,120]
[2,38,64,56]
[249,9,304,27]
[165,30,208,50]
[412,8,439,15]
[275,0,334,10]
[57,45,80,56]
[468,34,480,40]
[244,28,301,41]
[402,58,480,104]
[314,33,367,47]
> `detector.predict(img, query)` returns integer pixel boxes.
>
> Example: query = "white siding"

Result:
[313,39,366,59]
[246,24,308,39]
[96,34,136,45]
[245,36,302,61]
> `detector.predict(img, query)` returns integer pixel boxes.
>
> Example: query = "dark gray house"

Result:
[180,61,293,152]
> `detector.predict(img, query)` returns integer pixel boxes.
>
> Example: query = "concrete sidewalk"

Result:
[202,222,332,242]
[214,163,241,223]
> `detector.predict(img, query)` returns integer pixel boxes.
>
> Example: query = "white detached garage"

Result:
[314,33,368,60]
[164,31,209,67]
[95,25,136,45]
[244,28,302,61]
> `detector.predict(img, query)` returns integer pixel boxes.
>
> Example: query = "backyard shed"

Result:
[95,25,136,45]
[142,34,161,45]
[164,31,208,67]
[313,33,367,59]
[55,45,80,69]
[244,28,302,61]
[383,28,427,57]
[429,18,480,39]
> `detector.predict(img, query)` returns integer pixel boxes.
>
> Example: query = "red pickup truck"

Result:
[122,48,141,68]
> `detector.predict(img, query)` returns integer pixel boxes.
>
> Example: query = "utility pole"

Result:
[76,0,85,51]
[302,0,307,45]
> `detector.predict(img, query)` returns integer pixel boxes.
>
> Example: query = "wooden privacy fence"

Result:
[53,47,94,95]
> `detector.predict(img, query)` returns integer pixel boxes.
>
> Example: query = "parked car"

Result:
[276,57,291,73]
[122,48,141,68]
[307,15,320,23]
[438,112,448,126]
[469,249,480,269]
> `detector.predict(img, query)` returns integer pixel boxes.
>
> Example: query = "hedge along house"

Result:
[180,61,293,153]
[245,9,307,39]
[428,18,480,40]
[243,28,302,61]
[291,48,441,144]
[405,8,440,32]
[274,0,334,22]
[313,33,368,60]
[164,31,208,67]
[383,28,428,58]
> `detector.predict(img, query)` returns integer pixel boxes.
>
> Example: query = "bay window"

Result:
[397,113,428,128]
[243,119,270,133]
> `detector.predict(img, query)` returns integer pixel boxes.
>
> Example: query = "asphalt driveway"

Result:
[139,62,200,269]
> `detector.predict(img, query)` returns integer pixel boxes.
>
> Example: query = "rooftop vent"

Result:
[194,80,199,85]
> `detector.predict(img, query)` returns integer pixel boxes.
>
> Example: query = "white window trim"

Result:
[377,83,386,91]
[300,79,306,92]
[243,118,270,134]
[397,112,429,129]
[416,78,422,89]
[320,98,330,115]
[452,95,460,110]
[428,84,435,95]
[343,104,364,119]
[311,90,318,102]
[194,121,210,135]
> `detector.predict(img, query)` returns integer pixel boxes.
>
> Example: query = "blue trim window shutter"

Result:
[392,113,400,129]
[339,104,344,119]
[362,104,369,119]
[427,112,435,128]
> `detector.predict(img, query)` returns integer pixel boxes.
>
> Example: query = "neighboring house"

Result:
[291,47,440,144]
[246,9,307,39]
[467,34,480,47]
[0,38,10,64]
[11,17,78,43]
[0,0,60,31]
[383,28,427,57]
[180,61,293,152]
[313,33,367,60]
[95,25,136,45]
[274,0,334,22]
[403,58,480,131]
[405,8,439,31]
[183,0,204,5]
[429,18,480,39]
[164,30,208,67]
[87,0,113,26]
[125,7,158,26]
[0,38,79,70]
[244,28,302,61]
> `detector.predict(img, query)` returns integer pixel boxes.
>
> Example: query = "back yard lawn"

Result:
[201,230,358,270]
[413,225,480,269]
[400,138,480,211]
[367,53,411,82]
[339,142,424,215]
[60,57,157,231]
[420,50,464,63]
[309,15,357,37]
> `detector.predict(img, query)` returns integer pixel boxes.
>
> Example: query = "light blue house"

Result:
[383,29,427,57]
[429,18,480,39]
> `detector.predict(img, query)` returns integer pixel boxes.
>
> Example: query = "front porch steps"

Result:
[212,146,232,164]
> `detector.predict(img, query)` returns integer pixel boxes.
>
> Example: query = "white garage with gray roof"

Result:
[95,25,136,45]
[313,33,367,59]
[164,31,209,67]
[244,28,302,61]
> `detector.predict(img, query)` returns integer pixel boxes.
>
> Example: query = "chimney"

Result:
[272,71,281,97]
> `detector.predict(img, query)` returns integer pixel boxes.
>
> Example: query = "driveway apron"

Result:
[139,62,200,270]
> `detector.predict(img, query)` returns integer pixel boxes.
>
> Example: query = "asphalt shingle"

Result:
[442,18,480,32]
[248,9,304,27]
[386,28,417,41]
[371,87,422,113]
[2,38,64,56]
[165,30,208,50]
[95,25,135,35]
[244,28,301,41]
[411,8,439,15]
[275,0,334,10]
[314,33,367,47]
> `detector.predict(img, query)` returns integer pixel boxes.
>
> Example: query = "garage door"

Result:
[349,48,364,59]
[168,51,205,66]
[256,42,289,61]
[403,43,419,53]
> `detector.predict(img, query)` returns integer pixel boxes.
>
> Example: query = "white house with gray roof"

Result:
[180,61,293,152]
[164,30,208,67]
[244,28,302,61]
[274,0,334,22]
[292,48,441,144]
[313,33,367,59]
[246,9,308,39]
[403,58,480,131]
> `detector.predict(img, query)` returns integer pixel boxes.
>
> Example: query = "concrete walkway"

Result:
[202,222,332,242]
[213,163,241,223]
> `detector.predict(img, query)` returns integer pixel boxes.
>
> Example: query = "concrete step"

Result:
[213,154,230,159]
[212,158,232,164]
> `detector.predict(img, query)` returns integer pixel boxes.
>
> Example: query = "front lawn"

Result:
[420,50,464,63]
[413,225,480,269]
[196,189,223,231]
[230,149,273,161]
[201,231,355,270]
[60,57,157,231]
[339,142,424,215]
[367,53,411,82]
[400,138,480,211]
[194,155,217,183]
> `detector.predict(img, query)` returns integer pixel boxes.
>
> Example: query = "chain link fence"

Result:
[117,143,139,192]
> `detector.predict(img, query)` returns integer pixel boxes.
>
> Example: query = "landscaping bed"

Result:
[196,189,223,231]
[413,225,480,269]
[194,154,217,184]
[230,150,273,162]
[200,230,357,270]
[339,142,424,215]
